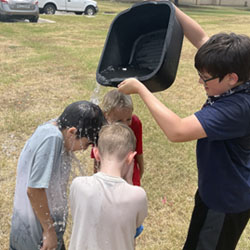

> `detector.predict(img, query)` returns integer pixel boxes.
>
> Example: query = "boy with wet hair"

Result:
[118,5,250,250]
[10,101,106,250]
[69,123,148,250]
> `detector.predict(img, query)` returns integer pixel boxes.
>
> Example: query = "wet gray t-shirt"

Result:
[10,122,72,250]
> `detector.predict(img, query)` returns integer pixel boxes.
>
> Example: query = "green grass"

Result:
[0,2,250,249]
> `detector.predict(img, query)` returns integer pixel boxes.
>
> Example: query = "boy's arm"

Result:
[27,187,58,250]
[135,154,144,178]
[118,78,207,142]
[174,5,209,49]
[136,189,148,228]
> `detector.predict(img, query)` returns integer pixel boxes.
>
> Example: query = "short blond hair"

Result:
[101,89,133,115]
[98,123,136,160]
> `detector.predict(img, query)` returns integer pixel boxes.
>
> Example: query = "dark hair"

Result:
[57,101,106,144]
[195,33,250,82]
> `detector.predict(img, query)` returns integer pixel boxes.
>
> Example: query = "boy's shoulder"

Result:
[71,175,94,187]
[128,185,147,209]
[35,121,62,138]
[126,183,147,200]
[132,114,141,122]
[211,91,250,109]
[131,114,142,129]
[71,174,111,189]
[27,122,63,149]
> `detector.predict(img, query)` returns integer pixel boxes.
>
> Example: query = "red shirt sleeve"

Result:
[130,115,143,155]
[90,146,94,158]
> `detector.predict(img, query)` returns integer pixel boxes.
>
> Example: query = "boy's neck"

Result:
[99,159,124,178]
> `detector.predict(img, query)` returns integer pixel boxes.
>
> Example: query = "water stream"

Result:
[90,82,101,105]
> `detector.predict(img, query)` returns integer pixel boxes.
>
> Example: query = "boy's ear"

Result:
[126,151,137,166]
[67,127,77,136]
[93,147,101,161]
[104,112,111,124]
[228,73,239,86]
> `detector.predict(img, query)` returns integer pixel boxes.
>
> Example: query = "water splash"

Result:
[70,152,86,178]
[90,82,101,105]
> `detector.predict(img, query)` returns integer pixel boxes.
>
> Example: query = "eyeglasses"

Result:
[198,72,219,83]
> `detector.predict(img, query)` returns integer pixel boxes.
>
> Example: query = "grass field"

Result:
[0,1,250,249]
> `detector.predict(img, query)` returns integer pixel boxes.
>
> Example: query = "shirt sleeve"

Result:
[132,115,143,155]
[28,135,62,188]
[195,96,250,141]
[136,188,148,228]
[90,146,94,159]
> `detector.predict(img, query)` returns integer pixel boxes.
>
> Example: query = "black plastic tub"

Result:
[96,1,184,92]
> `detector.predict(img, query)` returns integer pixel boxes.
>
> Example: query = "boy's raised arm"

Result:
[174,5,209,49]
[118,78,207,142]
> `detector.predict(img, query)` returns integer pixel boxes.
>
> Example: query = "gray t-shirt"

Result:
[10,122,72,250]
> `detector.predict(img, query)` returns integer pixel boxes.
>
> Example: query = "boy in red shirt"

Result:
[92,89,144,186]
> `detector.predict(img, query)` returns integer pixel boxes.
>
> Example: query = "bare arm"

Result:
[135,154,144,179]
[174,5,209,49]
[118,78,207,142]
[27,188,58,250]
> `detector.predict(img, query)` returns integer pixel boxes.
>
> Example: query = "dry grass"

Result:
[0,2,250,249]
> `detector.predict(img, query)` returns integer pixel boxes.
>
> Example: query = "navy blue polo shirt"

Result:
[195,92,250,213]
